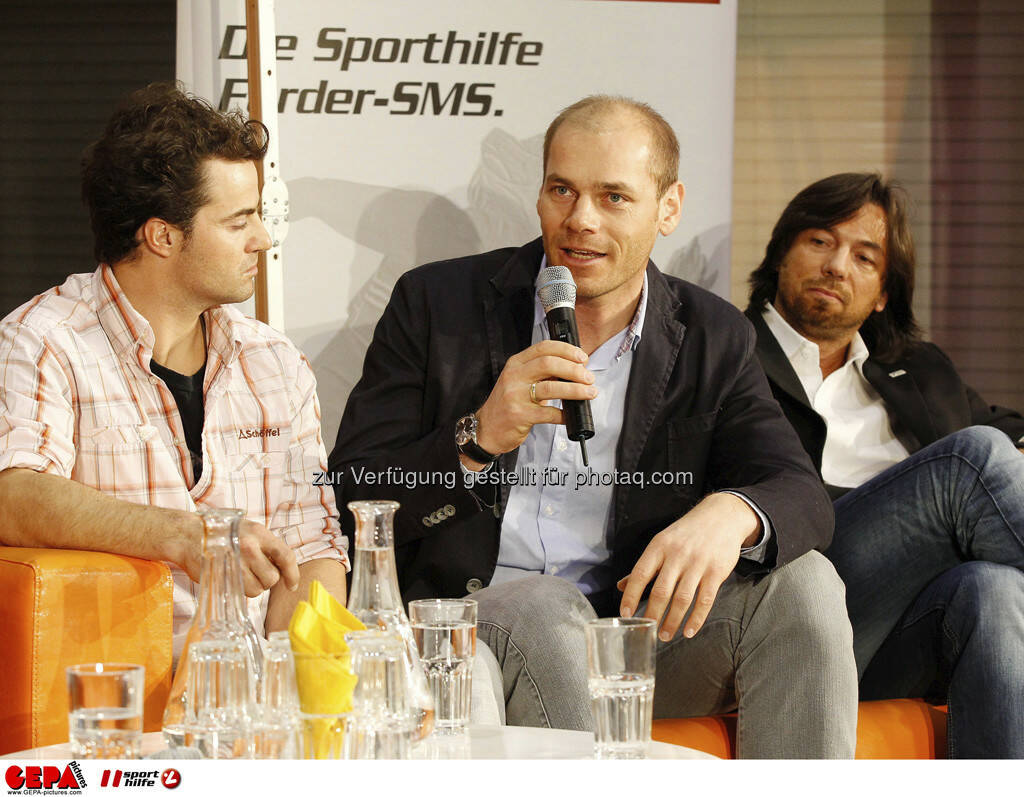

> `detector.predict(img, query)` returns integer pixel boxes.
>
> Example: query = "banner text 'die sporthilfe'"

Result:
[218,26,544,116]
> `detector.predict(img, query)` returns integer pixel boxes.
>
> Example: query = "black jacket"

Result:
[746,306,1024,495]
[330,239,834,614]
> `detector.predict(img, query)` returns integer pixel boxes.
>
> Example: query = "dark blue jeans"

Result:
[827,426,1024,759]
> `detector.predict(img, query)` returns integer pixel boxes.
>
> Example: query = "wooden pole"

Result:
[245,0,268,324]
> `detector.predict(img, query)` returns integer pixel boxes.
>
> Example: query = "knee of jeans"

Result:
[948,425,1014,459]
[478,575,596,636]
[516,574,594,614]
[768,551,854,651]
[944,562,1024,636]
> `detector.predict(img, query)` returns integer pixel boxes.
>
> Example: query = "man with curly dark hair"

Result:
[0,83,349,652]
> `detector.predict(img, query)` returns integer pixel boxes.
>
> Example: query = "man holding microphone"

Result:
[332,96,857,757]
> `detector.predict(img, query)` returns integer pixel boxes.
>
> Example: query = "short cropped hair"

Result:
[747,172,921,362]
[543,95,680,198]
[81,81,268,265]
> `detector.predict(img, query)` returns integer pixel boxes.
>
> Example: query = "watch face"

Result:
[455,414,477,446]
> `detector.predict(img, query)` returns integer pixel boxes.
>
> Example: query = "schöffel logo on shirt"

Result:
[237,427,281,440]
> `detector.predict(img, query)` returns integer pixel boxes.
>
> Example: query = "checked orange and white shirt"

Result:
[0,265,349,650]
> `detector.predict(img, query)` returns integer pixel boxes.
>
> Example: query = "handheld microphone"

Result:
[537,266,595,467]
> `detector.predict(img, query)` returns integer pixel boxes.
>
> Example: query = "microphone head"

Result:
[537,265,577,312]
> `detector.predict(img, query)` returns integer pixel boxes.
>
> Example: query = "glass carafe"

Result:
[346,500,435,739]
[162,507,264,751]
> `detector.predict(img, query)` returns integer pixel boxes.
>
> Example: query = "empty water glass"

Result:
[184,639,254,759]
[253,631,299,759]
[296,711,348,760]
[409,599,477,734]
[584,617,656,759]
[66,663,144,759]
[344,630,419,759]
[413,730,472,760]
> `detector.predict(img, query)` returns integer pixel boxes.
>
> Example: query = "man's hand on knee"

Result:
[616,493,761,641]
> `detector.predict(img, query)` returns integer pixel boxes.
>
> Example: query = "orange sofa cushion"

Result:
[0,547,174,754]
[652,698,948,759]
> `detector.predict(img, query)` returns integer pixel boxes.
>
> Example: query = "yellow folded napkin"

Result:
[288,581,366,758]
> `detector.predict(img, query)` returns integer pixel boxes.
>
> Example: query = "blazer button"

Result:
[422,516,434,527]
[443,504,455,518]
[465,578,483,593]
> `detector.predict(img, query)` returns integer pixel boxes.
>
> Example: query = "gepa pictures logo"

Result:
[5,762,86,794]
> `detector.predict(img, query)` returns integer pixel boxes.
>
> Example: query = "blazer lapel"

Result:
[745,308,813,409]
[484,238,543,506]
[613,264,685,528]
[862,358,935,450]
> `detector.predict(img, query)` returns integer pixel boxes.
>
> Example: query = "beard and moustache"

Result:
[776,277,877,343]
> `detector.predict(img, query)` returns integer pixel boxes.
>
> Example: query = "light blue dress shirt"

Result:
[479,261,771,597]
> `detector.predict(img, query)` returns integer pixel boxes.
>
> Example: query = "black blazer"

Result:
[746,307,1024,491]
[330,239,833,614]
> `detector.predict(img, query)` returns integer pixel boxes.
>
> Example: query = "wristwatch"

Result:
[455,412,499,465]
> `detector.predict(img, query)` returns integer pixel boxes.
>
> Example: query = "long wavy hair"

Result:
[747,172,921,362]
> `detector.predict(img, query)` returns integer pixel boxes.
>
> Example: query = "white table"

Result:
[4,727,713,760]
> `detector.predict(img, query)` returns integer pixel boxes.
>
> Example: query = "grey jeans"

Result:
[471,551,858,758]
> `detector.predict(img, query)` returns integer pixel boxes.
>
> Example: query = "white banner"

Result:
[177,0,737,439]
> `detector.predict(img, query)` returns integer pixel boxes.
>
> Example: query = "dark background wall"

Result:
[0,0,176,319]
[929,1,1024,409]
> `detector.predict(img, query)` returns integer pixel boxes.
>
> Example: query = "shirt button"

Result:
[465,578,483,593]
[549,565,559,575]
[543,505,554,517]
[557,440,568,452]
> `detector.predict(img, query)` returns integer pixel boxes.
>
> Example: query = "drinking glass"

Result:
[344,630,419,759]
[584,617,656,759]
[66,663,144,759]
[408,599,477,734]
[183,639,254,759]
[296,712,348,760]
[292,648,352,760]
[253,631,299,759]
[413,731,472,760]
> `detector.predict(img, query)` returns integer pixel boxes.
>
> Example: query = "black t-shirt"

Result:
[150,359,206,484]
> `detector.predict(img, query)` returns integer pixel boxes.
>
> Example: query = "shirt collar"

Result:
[94,265,155,363]
[532,255,647,361]
[762,301,870,373]
[846,330,871,375]
[93,264,243,369]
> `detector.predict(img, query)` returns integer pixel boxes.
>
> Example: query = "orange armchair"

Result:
[653,699,949,759]
[0,547,174,755]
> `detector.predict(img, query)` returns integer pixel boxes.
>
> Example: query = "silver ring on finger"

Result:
[529,381,540,404]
